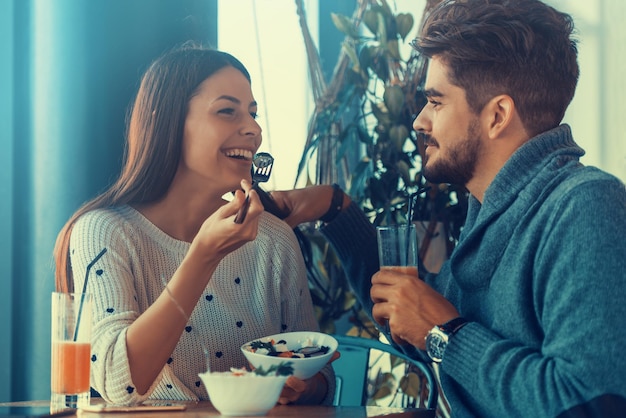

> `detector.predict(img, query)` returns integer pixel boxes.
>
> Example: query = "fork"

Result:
[234,152,274,224]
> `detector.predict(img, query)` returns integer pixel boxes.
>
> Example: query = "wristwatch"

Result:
[425,317,469,363]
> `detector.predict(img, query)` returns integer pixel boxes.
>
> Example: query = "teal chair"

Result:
[331,334,438,412]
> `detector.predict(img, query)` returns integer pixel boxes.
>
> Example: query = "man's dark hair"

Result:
[413,0,579,136]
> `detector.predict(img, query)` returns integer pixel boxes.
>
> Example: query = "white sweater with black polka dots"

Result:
[69,205,334,405]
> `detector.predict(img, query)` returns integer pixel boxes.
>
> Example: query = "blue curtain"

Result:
[0,0,16,404]
[0,0,217,402]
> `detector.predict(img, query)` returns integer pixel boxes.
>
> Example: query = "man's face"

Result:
[412,57,483,186]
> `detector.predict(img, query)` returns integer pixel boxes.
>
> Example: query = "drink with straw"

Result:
[51,292,93,411]
[376,223,419,333]
[376,223,419,274]
[51,341,91,394]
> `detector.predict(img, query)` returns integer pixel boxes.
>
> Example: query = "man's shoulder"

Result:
[531,159,625,206]
[557,164,624,192]
[543,164,626,223]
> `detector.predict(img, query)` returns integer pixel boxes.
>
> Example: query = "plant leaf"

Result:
[331,13,360,39]
[371,100,391,126]
[383,85,405,119]
[387,39,401,60]
[342,41,361,72]
[395,13,414,40]
[390,124,409,151]
[399,372,421,398]
[372,385,392,400]
[369,48,389,81]
[363,9,379,34]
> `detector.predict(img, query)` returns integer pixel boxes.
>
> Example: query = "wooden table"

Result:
[0,400,435,417]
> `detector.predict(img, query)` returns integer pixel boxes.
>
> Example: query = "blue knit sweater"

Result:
[321,125,626,417]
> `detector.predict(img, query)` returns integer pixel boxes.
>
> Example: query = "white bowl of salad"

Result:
[199,364,292,416]
[241,331,338,380]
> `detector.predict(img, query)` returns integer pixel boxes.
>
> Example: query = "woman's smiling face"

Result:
[179,66,262,195]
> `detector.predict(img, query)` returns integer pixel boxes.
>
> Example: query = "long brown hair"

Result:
[54,43,285,292]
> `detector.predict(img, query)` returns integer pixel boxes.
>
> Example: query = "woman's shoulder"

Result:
[258,211,294,234]
[74,205,135,231]
[249,212,305,271]
[71,206,154,247]
[257,212,301,248]
[69,206,140,255]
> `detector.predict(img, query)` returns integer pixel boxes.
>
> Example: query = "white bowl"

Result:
[241,331,338,380]
[199,371,287,416]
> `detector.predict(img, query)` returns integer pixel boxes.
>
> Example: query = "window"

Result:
[218,0,318,190]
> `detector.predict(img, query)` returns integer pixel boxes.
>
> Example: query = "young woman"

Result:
[53,43,334,406]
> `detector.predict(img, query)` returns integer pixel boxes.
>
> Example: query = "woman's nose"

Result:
[242,117,262,138]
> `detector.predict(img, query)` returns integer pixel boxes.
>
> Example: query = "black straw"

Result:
[405,186,431,264]
[73,248,107,341]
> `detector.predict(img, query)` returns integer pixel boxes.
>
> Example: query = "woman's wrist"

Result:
[296,372,328,405]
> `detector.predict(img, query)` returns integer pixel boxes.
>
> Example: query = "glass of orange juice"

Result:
[51,292,92,411]
[376,223,419,275]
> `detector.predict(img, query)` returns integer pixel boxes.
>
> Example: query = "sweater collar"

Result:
[449,125,584,289]
[482,124,584,215]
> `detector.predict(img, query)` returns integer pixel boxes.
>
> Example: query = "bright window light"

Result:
[218,0,318,190]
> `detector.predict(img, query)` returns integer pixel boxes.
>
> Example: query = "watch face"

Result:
[426,329,448,362]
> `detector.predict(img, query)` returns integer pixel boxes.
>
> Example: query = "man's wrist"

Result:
[425,317,468,363]
[320,184,344,223]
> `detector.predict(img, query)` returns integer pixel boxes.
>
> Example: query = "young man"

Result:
[272,0,626,416]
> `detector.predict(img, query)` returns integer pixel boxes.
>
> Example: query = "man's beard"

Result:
[422,119,481,186]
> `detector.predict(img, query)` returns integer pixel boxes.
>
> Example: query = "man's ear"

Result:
[482,94,515,139]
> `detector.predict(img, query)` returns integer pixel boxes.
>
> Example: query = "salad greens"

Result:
[253,361,294,377]
[247,338,330,358]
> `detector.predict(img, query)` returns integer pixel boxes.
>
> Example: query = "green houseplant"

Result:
[294,0,467,333]
[293,0,465,413]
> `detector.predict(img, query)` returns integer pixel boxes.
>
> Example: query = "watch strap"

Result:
[439,317,469,335]
[320,183,344,223]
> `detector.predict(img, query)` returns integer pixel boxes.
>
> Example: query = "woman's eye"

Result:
[429,100,441,108]
[218,108,236,115]
[250,112,259,120]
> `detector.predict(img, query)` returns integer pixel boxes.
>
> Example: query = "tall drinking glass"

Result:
[51,292,92,411]
[376,223,418,276]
